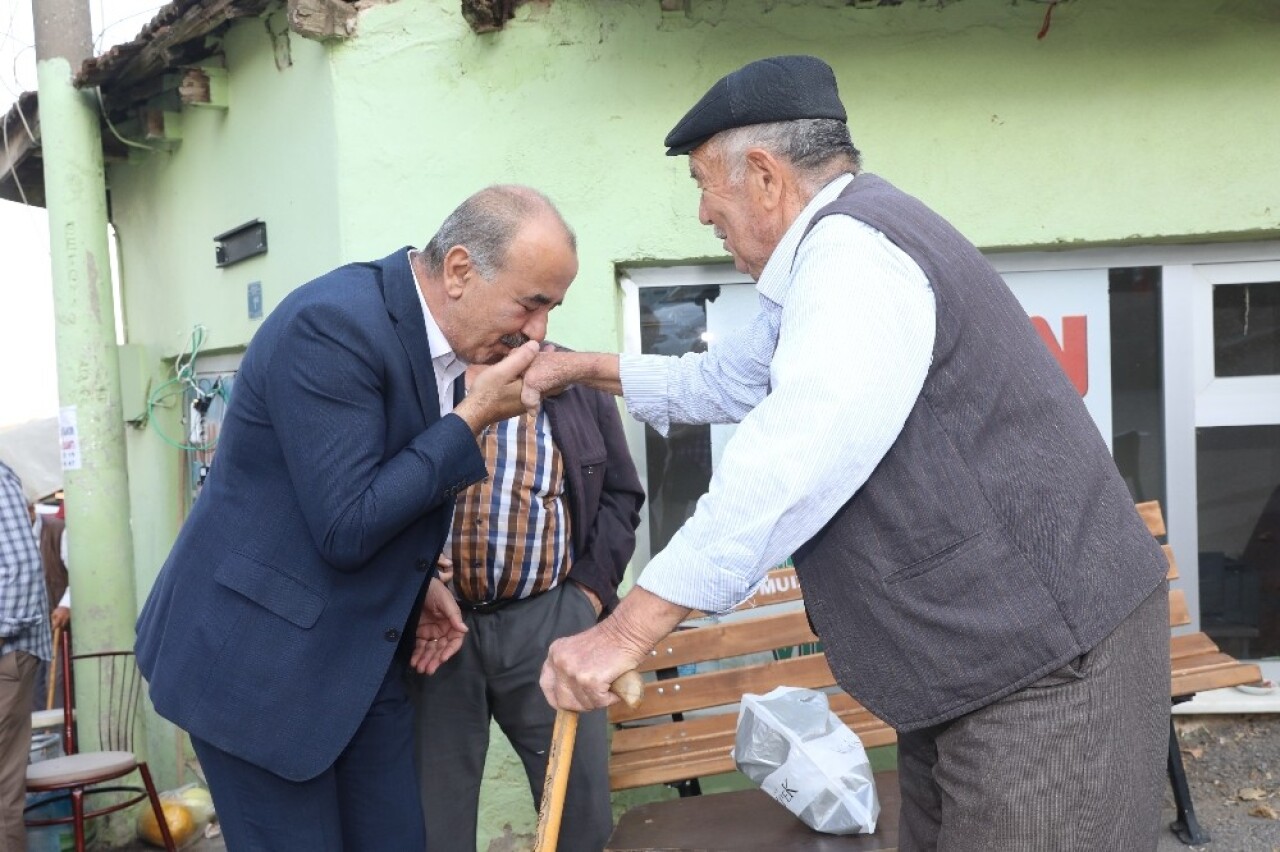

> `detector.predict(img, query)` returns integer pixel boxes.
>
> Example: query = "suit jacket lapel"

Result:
[381,248,440,424]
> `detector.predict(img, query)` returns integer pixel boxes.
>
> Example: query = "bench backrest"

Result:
[612,567,823,725]
[1141,500,1264,697]
[1136,500,1191,628]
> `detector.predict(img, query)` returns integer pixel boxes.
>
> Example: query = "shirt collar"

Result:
[408,251,464,372]
[755,172,855,304]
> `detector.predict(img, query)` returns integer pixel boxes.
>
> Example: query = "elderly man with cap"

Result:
[525,56,1170,851]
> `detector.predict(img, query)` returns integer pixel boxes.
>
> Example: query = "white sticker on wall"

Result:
[59,405,81,471]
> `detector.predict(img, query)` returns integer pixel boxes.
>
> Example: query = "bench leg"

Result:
[1167,715,1210,845]
[668,778,702,797]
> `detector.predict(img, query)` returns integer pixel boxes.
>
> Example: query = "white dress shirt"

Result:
[621,174,937,613]
[409,251,467,415]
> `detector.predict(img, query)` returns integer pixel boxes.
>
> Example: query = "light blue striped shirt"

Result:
[621,174,936,613]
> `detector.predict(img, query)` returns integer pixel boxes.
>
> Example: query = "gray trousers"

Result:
[408,583,611,852]
[896,580,1170,852]
[0,650,38,852]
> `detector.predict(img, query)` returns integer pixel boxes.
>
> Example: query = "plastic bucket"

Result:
[25,791,65,852]
[28,733,62,764]
[24,792,99,852]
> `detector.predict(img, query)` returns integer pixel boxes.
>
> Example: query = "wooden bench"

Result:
[1141,501,1264,845]
[607,500,1262,848]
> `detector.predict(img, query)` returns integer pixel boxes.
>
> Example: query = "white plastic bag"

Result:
[731,685,879,835]
[137,783,216,849]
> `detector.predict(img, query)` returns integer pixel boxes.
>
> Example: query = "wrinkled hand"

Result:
[410,578,468,675]
[520,348,572,411]
[539,623,639,712]
[50,606,70,632]
[455,340,540,433]
[435,555,454,586]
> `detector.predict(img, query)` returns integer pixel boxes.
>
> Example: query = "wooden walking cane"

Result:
[534,670,644,852]
[46,626,62,711]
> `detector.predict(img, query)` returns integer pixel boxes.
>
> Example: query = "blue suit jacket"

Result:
[135,248,487,781]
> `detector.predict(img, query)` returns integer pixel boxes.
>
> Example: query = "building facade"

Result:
[4,0,1279,844]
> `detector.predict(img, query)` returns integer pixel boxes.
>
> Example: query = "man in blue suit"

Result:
[135,185,580,851]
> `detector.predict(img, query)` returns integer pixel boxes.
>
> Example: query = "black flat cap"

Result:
[664,55,847,156]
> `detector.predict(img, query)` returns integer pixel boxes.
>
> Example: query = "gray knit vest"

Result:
[793,174,1167,732]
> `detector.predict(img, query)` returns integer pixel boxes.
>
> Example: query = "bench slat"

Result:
[637,609,816,674]
[1170,632,1220,659]
[611,723,901,792]
[610,694,897,791]
[611,752,746,792]
[1137,500,1166,537]
[1173,658,1261,696]
[1168,588,1192,628]
[612,654,836,724]
[1168,630,1261,696]
[612,693,890,755]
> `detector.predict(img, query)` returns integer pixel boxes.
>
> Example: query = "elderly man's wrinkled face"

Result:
[689,143,775,280]
[448,214,577,365]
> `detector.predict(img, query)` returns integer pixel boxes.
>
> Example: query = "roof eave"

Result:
[1,92,44,207]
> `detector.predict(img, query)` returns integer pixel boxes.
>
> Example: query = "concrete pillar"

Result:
[34,0,138,704]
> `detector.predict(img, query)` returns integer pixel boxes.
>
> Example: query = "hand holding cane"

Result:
[534,670,644,852]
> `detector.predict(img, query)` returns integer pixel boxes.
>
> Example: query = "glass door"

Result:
[619,266,755,573]
[1166,261,1280,679]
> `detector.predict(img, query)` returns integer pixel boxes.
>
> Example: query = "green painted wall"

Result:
[101,0,1280,838]
[330,0,1280,359]
[110,14,342,355]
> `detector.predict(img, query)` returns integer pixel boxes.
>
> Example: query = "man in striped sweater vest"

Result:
[409,360,643,852]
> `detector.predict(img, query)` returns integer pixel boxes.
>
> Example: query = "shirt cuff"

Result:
[636,532,768,615]
[619,354,671,436]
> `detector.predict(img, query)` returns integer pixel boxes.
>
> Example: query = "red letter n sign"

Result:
[1031,315,1088,396]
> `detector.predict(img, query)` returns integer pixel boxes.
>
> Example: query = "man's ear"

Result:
[442,245,473,298]
[744,148,785,212]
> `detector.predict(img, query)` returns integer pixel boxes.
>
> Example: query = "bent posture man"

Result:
[529,57,1170,852]
[411,357,642,852]
[135,185,579,851]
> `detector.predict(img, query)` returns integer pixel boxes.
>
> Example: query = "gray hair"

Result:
[422,185,576,279]
[714,118,861,191]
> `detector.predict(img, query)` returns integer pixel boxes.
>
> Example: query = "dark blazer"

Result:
[543,368,645,613]
[135,248,487,781]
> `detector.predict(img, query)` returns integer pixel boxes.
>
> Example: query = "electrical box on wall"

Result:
[214,220,267,267]
[184,352,242,509]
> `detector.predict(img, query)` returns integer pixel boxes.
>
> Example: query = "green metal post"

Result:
[34,0,138,738]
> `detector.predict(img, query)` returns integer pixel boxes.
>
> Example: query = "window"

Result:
[1213,280,1280,378]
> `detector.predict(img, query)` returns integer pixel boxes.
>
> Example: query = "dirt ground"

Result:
[1157,715,1280,852]
[110,715,1280,851]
